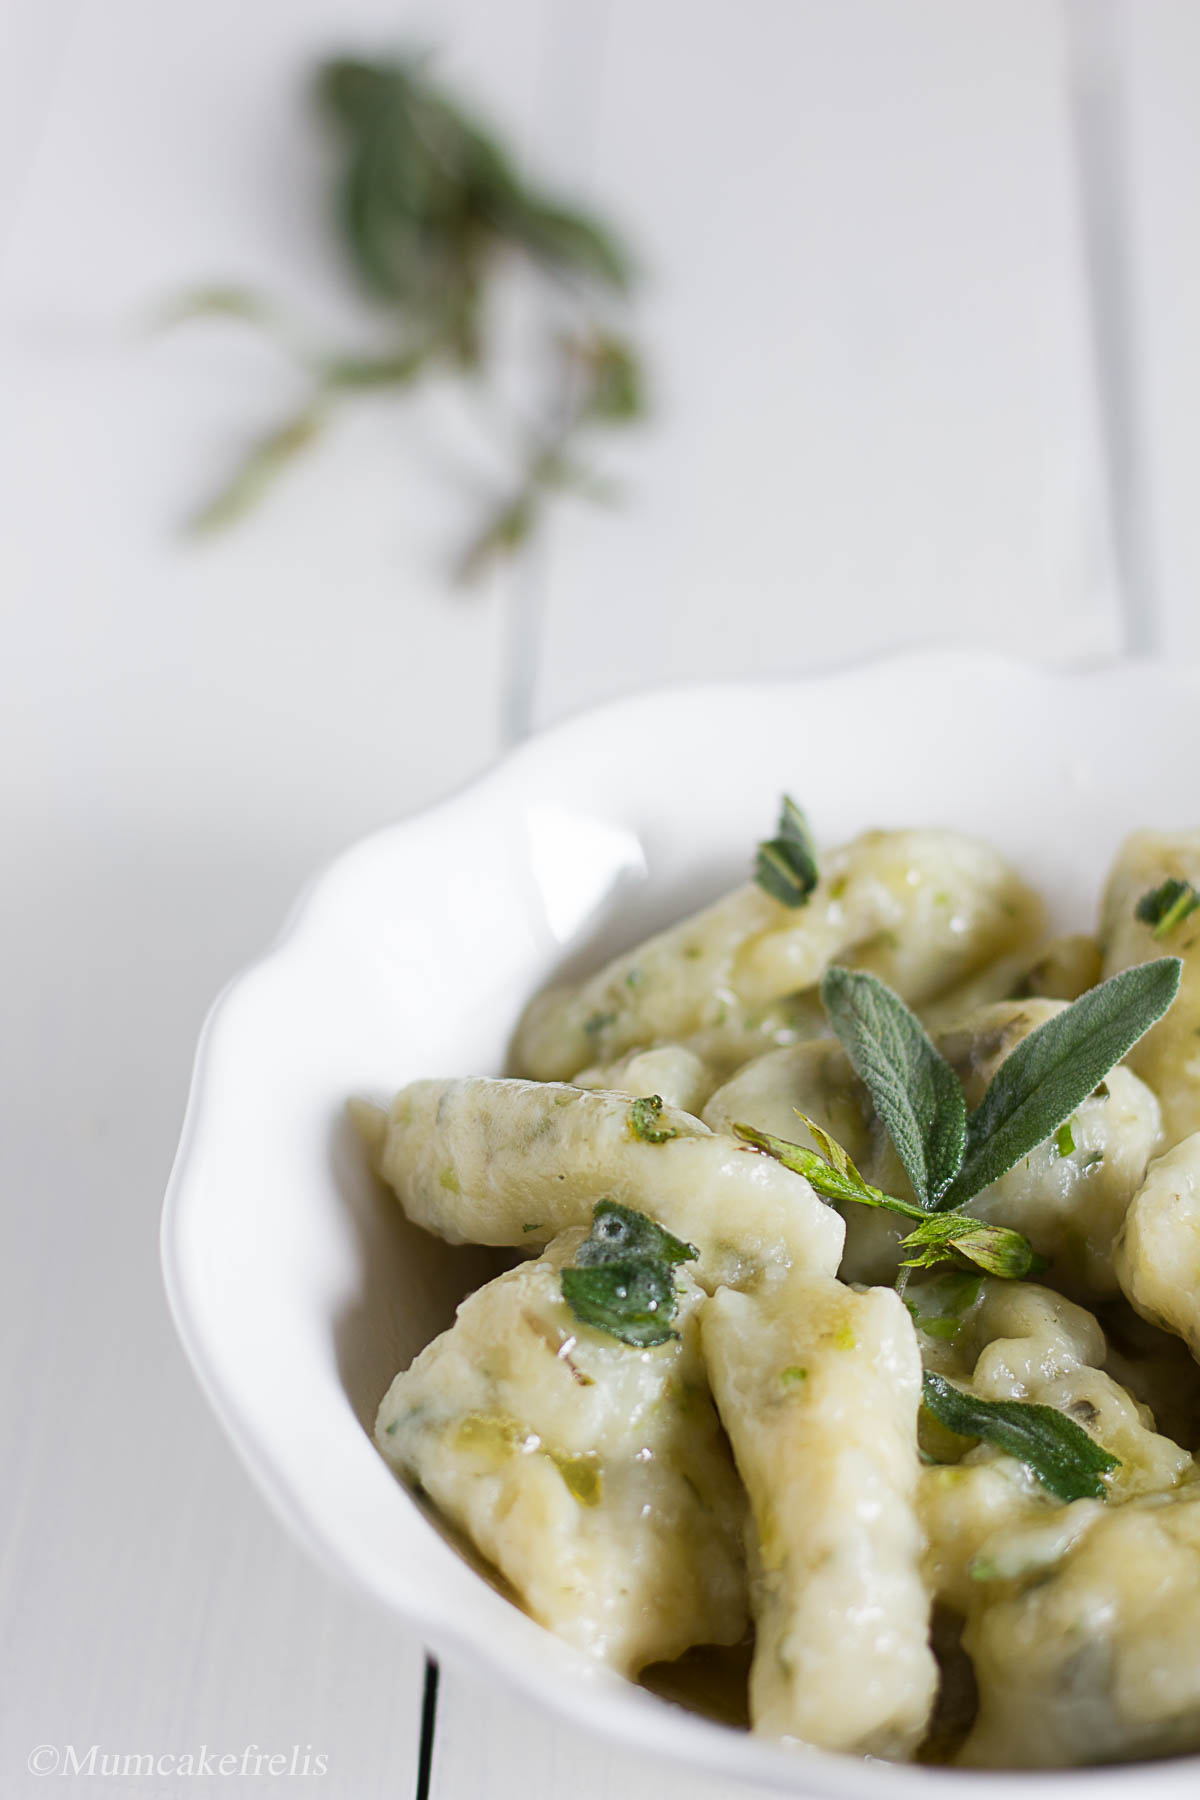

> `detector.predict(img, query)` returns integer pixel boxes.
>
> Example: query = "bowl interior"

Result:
[163,654,1200,1798]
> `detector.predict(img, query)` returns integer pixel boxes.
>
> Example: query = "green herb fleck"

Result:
[755,796,819,909]
[549,1451,603,1506]
[629,1094,679,1144]
[1055,1119,1076,1158]
[438,1166,461,1193]
[583,1010,617,1039]
[521,1222,542,1234]
[780,1365,808,1385]
[1136,879,1200,940]
[625,966,646,988]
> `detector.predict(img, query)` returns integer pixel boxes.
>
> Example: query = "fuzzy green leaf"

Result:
[921,1372,1120,1503]
[820,967,967,1208]
[941,959,1182,1209]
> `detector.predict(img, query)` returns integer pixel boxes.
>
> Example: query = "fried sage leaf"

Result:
[561,1200,697,1346]
[560,1260,680,1348]
[754,795,819,909]
[821,967,967,1207]
[1136,878,1200,940]
[921,1372,1120,1503]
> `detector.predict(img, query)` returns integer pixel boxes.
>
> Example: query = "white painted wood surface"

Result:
[1123,0,1200,659]
[0,1,1186,1794]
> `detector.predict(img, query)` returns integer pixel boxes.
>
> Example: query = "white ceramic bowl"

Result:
[162,651,1200,1798]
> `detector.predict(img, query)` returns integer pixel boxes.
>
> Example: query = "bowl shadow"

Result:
[328,1106,500,1436]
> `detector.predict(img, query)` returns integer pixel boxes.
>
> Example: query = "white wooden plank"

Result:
[0,0,81,258]
[432,8,1124,1796]
[528,0,1120,726]
[0,1,553,1794]
[1121,0,1200,657]
[432,1668,768,1800]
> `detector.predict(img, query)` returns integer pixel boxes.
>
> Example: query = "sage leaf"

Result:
[755,796,818,909]
[172,53,643,574]
[560,1261,679,1347]
[921,1372,1120,1503]
[561,1200,696,1347]
[1136,878,1200,940]
[573,1199,695,1269]
[941,958,1182,1209]
[820,967,967,1208]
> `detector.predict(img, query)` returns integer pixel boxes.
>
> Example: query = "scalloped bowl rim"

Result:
[162,651,1200,1798]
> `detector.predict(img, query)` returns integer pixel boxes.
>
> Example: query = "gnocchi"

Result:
[355,812,1200,1769]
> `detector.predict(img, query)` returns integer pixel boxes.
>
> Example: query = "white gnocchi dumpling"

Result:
[914,1275,1192,1612]
[701,1271,936,1758]
[359,806,1200,1768]
[701,1038,913,1286]
[961,1486,1200,1767]
[514,830,1041,1081]
[702,1039,873,1160]
[1101,831,1200,1146]
[1116,1134,1200,1360]
[353,1076,844,1290]
[920,932,1101,1032]
[377,1229,749,1676]
[571,1042,717,1115]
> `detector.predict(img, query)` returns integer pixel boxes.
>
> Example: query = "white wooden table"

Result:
[2,1,1197,1794]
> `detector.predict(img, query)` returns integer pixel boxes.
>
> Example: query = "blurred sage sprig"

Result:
[163,53,644,578]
